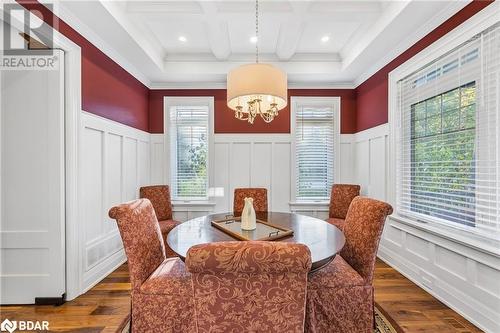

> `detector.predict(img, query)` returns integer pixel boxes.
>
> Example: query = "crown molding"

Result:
[353,0,471,88]
[42,0,151,87]
[149,81,355,90]
[164,52,342,63]
[150,82,227,90]
[288,82,355,89]
[98,0,166,73]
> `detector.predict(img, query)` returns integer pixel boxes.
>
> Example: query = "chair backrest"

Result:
[340,197,393,284]
[186,241,311,333]
[109,199,166,290]
[139,185,173,221]
[329,184,361,219]
[233,188,268,214]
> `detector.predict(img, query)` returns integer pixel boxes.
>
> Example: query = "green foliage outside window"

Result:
[176,131,207,198]
[410,82,476,226]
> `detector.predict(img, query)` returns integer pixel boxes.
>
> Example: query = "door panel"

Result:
[0,49,65,304]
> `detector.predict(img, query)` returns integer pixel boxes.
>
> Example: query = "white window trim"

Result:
[163,96,215,203]
[290,96,341,204]
[387,2,500,252]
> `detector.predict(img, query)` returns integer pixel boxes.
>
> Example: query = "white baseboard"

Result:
[378,245,500,333]
[81,249,127,295]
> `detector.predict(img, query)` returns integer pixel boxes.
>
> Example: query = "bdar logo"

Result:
[0,319,17,333]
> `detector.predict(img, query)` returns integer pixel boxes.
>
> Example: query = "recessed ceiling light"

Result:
[178,36,187,42]
[321,35,330,43]
[250,36,258,43]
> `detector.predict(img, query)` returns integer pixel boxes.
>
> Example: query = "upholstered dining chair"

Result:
[326,184,361,230]
[186,241,312,333]
[233,187,268,214]
[305,196,393,333]
[109,199,195,332]
[139,185,180,257]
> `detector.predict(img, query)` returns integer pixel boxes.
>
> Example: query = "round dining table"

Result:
[167,211,345,272]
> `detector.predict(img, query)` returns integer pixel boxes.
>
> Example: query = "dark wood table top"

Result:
[167,211,345,272]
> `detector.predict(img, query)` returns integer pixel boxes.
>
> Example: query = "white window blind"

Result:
[294,104,335,200]
[396,23,500,238]
[168,104,209,200]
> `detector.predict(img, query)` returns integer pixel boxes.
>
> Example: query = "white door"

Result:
[0,49,66,304]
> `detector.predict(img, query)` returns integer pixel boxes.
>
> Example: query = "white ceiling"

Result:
[50,0,470,88]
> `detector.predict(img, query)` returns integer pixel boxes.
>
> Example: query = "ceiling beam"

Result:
[275,2,312,61]
[199,1,231,61]
[276,21,303,61]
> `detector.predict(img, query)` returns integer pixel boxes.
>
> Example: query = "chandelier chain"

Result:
[255,0,259,63]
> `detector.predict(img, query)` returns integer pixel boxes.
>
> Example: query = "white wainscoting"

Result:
[353,123,500,332]
[80,112,150,292]
[150,133,354,221]
[352,124,389,200]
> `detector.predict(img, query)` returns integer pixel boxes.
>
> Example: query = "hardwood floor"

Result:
[374,259,482,333]
[0,259,482,333]
[0,265,131,333]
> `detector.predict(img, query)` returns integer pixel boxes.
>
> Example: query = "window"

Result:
[410,83,476,227]
[395,22,499,238]
[165,97,213,201]
[291,97,340,201]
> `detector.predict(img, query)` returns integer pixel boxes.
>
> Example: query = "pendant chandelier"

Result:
[226,0,288,124]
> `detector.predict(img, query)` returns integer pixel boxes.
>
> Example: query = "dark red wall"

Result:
[355,0,493,132]
[17,1,150,132]
[149,89,357,134]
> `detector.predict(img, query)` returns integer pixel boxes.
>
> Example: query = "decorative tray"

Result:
[211,216,293,241]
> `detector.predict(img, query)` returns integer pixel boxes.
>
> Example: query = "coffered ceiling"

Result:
[50,0,470,88]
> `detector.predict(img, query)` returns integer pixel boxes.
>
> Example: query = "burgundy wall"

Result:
[18,1,150,132]
[149,89,357,134]
[355,0,493,132]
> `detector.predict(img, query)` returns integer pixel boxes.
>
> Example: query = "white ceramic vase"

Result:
[241,197,257,230]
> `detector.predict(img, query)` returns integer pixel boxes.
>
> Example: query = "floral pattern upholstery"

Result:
[306,196,393,333]
[326,217,345,231]
[108,199,195,332]
[139,185,180,257]
[233,188,268,214]
[109,199,166,290]
[186,241,312,333]
[139,258,190,295]
[308,256,365,289]
[341,196,393,283]
[328,184,361,219]
[306,283,373,333]
[158,220,180,257]
[139,185,173,220]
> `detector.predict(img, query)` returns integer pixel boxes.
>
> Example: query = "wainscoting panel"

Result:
[150,134,165,184]
[339,135,355,183]
[80,112,150,292]
[216,135,290,215]
[353,124,389,200]
[352,123,500,332]
[272,142,292,213]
